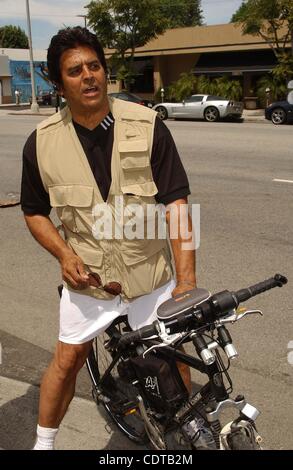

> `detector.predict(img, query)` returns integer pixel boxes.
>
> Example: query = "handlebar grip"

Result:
[235,274,287,303]
[118,321,160,348]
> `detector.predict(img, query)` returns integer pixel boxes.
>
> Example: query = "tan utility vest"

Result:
[36,97,173,300]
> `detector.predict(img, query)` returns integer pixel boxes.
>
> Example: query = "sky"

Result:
[0,0,244,50]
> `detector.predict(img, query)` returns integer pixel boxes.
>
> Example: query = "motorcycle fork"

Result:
[204,361,229,403]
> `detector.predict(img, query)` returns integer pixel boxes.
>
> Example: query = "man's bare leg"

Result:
[34,340,92,448]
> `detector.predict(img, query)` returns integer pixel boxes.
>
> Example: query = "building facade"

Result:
[0,53,12,104]
[0,48,51,104]
[105,23,286,106]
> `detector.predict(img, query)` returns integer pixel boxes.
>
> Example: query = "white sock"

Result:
[33,424,59,450]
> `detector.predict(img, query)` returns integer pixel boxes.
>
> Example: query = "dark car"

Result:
[108,91,154,108]
[265,100,293,125]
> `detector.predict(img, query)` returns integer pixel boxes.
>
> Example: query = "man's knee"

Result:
[54,341,92,379]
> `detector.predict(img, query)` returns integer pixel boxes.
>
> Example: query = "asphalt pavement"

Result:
[0,112,292,450]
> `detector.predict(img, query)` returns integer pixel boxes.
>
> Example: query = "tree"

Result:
[167,72,197,101]
[231,1,249,23]
[231,0,293,80]
[256,74,288,105]
[0,25,29,48]
[160,0,204,28]
[86,0,168,88]
[231,0,293,57]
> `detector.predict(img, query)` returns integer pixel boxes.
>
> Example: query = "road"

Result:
[0,114,292,450]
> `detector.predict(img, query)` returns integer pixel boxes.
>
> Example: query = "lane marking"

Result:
[273,179,293,184]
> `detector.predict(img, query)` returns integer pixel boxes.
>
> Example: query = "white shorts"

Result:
[59,279,176,344]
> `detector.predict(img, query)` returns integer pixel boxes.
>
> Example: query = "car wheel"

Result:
[204,106,219,122]
[156,106,168,120]
[271,107,287,125]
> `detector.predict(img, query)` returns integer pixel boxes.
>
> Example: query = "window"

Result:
[185,95,204,103]
[118,93,132,101]
[206,95,226,101]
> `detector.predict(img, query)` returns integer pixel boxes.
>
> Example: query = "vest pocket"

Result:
[48,184,94,233]
[69,240,103,269]
[118,139,148,154]
[120,242,172,298]
[121,194,164,251]
[119,139,157,194]
[121,181,158,197]
[66,240,110,299]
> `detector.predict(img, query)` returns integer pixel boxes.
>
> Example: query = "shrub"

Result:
[155,73,243,103]
[166,72,197,102]
[256,74,287,107]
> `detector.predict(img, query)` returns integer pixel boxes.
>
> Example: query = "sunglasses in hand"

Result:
[87,272,122,296]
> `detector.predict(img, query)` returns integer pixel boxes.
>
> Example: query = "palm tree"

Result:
[213,76,243,101]
[256,75,287,106]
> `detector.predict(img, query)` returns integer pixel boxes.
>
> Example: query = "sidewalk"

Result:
[242,108,266,123]
[0,376,99,450]
[0,103,55,117]
[0,375,143,450]
[0,376,136,450]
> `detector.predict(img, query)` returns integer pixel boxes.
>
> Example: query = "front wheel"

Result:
[86,328,148,445]
[204,106,219,122]
[156,106,168,120]
[271,107,287,125]
[227,428,261,450]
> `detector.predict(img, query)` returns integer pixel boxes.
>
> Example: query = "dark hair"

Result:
[47,26,107,86]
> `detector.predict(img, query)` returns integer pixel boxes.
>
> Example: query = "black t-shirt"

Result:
[21,113,190,215]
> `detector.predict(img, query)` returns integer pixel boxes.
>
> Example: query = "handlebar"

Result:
[117,320,161,348]
[118,274,287,347]
[203,274,288,321]
[235,273,287,303]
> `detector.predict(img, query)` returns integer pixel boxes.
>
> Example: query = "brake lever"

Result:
[236,308,263,321]
[142,323,185,358]
[216,308,263,325]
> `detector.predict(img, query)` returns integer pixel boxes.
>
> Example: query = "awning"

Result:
[194,50,278,75]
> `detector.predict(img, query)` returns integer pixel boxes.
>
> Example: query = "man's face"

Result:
[58,45,108,113]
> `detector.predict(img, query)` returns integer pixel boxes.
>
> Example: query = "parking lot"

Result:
[0,113,292,449]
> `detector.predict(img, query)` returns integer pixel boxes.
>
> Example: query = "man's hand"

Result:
[24,214,90,290]
[60,251,90,290]
[172,280,196,298]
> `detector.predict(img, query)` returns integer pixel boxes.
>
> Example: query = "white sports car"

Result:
[153,94,243,122]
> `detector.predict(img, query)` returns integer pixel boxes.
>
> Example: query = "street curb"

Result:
[7,112,54,117]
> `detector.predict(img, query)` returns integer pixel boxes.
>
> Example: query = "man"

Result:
[15,88,20,105]
[21,27,196,450]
